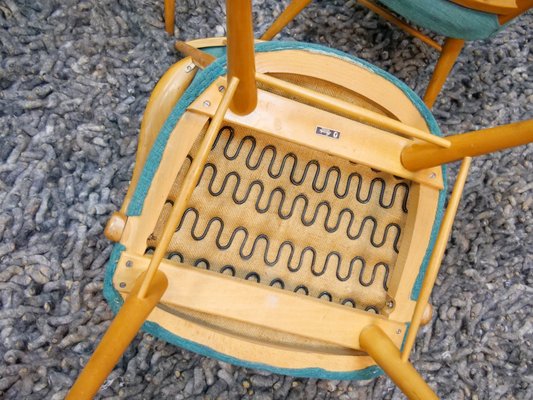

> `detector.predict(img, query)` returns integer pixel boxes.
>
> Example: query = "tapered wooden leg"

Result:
[423,38,464,108]
[226,0,257,115]
[66,271,168,400]
[261,0,313,40]
[164,0,175,34]
[401,120,533,171]
[360,325,439,400]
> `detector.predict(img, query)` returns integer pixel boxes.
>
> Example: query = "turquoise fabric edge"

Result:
[113,40,447,380]
[378,0,501,41]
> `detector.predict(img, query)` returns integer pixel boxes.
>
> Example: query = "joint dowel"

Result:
[360,325,439,400]
[226,0,257,115]
[402,120,533,171]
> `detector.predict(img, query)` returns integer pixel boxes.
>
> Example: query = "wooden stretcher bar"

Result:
[114,253,407,350]
[188,78,444,189]
[175,41,450,148]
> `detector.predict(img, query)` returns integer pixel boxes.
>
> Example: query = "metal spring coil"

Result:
[151,127,410,310]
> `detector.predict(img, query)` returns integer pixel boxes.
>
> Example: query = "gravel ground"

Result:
[0,0,532,399]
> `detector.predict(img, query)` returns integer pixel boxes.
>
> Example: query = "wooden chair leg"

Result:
[227,0,257,115]
[423,38,464,108]
[401,120,533,171]
[164,0,175,34]
[360,325,439,400]
[66,271,168,400]
[260,0,313,40]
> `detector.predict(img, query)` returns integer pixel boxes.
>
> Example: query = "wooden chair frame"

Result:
[259,0,533,108]
[67,1,533,398]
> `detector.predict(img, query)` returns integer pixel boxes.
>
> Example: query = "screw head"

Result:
[386,300,394,308]
[396,328,402,334]
[185,64,195,72]
[125,260,133,268]
[203,100,211,107]
[218,85,225,92]
[429,172,437,179]
[119,282,126,288]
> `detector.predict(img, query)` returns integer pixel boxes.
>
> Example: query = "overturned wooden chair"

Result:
[67,1,533,398]
[262,0,533,108]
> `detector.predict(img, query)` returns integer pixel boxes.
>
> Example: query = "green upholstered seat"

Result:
[378,0,501,40]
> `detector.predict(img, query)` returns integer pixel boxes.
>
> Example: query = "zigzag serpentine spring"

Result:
[153,127,410,309]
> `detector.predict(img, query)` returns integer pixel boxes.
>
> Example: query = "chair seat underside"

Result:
[108,45,443,376]
[148,124,411,314]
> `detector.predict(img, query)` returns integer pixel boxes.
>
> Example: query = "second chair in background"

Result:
[262,0,533,108]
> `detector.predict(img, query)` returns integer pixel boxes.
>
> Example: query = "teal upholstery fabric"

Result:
[108,41,447,380]
[378,0,501,40]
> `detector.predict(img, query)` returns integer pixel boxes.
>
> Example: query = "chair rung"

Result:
[114,253,407,350]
